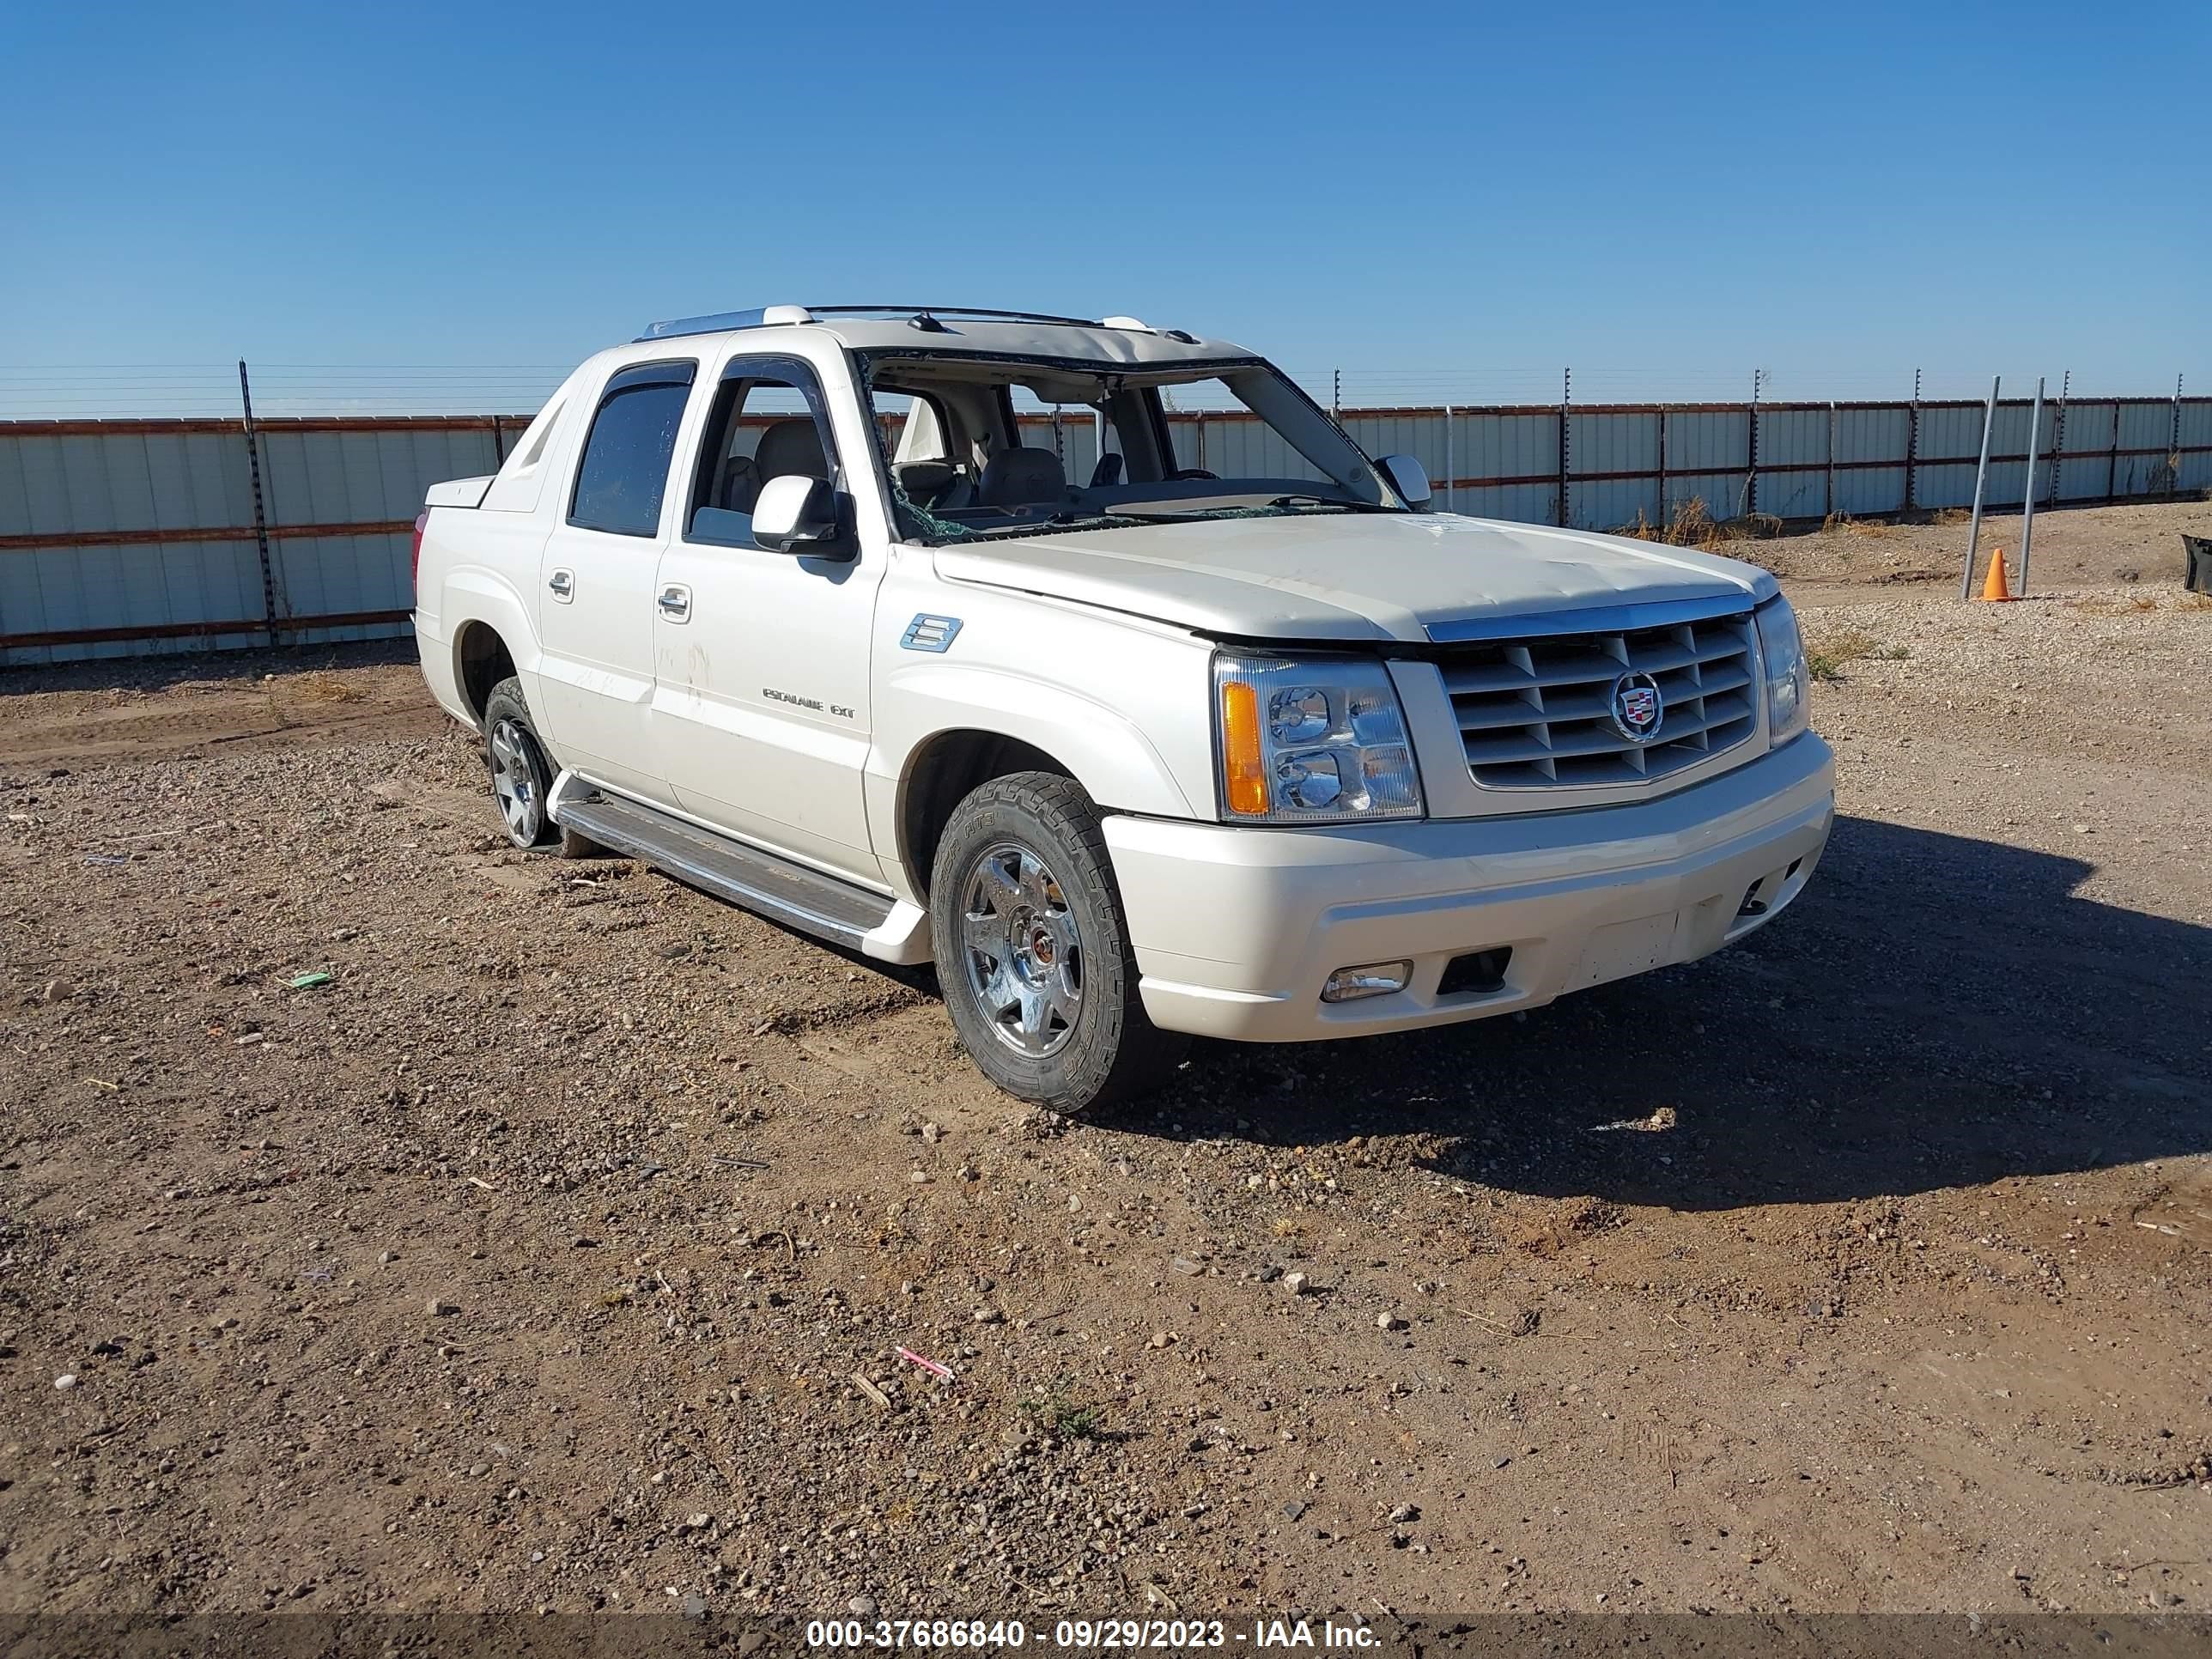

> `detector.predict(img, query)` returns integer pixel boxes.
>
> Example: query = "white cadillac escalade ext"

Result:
[413,306,1832,1112]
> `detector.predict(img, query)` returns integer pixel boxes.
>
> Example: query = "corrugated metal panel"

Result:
[1915,405,1986,464]
[1666,410,1749,476]
[1757,469,1830,521]
[1571,412,1657,477]
[1574,477,1659,531]
[1200,415,1321,482]
[0,538,266,666]
[257,427,501,526]
[1911,462,1980,510]
[2116,400,2173,452]
[1452,483,1556,524]
[1756,408,1828,469]
[1451,412,1557,483]
[0,429,254,536]
[6,396,2206,663]
[273,531,410,629]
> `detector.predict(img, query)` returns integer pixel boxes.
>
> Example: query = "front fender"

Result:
[878,661,1200,817]
[866,631,1216,905]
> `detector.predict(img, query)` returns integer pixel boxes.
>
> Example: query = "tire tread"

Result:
[932,771,1185,1115]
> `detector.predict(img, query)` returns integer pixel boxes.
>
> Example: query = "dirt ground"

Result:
[2,501,2208,1624]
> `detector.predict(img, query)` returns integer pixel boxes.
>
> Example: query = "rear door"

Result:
[532,359,698,804]
[650,351,887,880]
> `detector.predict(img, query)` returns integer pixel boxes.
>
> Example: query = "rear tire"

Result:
[929,772,1186,1114]
[481,677,559,850]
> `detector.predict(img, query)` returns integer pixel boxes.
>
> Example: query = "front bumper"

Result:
[1103,734,1834,1042]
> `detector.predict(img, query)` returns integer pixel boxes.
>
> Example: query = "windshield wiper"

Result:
[1264,495,1391,512]
[968,511,1152,538]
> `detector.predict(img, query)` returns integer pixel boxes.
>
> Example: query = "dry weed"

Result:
[297,672,366,704]
[2071,592,2210,616]
[1806,628,1910,682]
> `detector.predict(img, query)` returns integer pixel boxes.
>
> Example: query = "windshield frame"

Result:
[848,348,1409,546]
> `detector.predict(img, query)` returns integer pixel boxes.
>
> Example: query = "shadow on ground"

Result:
[1110,815,2211,1209]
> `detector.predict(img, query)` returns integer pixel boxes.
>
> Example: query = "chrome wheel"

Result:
[488,717,544,846]
[958,841,1083,1058]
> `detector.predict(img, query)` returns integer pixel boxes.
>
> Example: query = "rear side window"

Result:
[568,361,697,536]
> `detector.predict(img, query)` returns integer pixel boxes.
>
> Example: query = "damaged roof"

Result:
[635,305,1251,367]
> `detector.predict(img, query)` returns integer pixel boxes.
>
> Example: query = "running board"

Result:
[556,792,898,953]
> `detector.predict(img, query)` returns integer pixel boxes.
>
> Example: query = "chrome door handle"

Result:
[547,569,574,598]
[657,586,691,620]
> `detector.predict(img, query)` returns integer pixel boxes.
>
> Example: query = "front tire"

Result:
[929,773,1186,1114]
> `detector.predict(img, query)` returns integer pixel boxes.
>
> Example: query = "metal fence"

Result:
[3,388,2207,666]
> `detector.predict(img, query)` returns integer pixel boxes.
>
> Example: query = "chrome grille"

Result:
[1442,612,1757,787]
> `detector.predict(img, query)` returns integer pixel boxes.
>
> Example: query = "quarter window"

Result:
[568,362,697,537]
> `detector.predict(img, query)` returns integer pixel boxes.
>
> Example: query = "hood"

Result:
[931,512,1772,644]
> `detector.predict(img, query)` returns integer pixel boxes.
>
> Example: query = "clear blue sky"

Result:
[3,0,2207,411]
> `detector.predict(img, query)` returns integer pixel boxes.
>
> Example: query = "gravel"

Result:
[0,501,2206,1619]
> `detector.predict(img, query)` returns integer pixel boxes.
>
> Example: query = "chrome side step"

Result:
[556,791,896,951]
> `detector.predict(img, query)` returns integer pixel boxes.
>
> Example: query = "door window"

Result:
[568,361,698,537]
[686,357,842,549]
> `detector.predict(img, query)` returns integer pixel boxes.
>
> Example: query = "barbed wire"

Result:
[0,362,2196,420]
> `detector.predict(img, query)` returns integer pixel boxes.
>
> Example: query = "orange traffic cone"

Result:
[1979,547,2013,602]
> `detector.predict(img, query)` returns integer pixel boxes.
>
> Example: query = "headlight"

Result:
[1754,594,1810,746]
[1213,653,1424,823]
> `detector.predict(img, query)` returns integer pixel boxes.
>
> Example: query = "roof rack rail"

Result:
[804,305,1103,327]
[636,305,1116,343]
[636,306,814,342]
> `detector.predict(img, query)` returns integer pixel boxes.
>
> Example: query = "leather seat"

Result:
[979,446,1066,509]
[720,419,828,514]
[754,419,828,485]
[719,455,757,511]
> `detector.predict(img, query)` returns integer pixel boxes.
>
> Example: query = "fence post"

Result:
[2018,376,2045,593]
[1960,375,2000,599]
[1331,368,1340,423]
[1443,404,1455,514]
[1904,367,1920,516]
[1656,406,1668,526]
[2173,374,2187,496]
[2047,369,2069,507]
[1825,401,1837,521]
[237,359,281,645]
[1556,368,1571,528]
[2106,400,2122,501]
[1746,369,1761,518]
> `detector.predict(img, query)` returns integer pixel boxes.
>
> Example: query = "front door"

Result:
[532,358,698,804]
[651,354,885,881]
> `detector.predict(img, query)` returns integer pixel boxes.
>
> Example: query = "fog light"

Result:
[1321,960,1412,1003]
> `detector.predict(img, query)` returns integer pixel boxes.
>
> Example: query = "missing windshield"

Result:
[854,349,1404,545]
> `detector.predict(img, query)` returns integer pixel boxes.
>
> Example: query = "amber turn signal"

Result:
[1218,678,1269,817]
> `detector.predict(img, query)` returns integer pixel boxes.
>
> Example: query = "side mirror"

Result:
[752,474,842,553]
[1376,454,1433,512]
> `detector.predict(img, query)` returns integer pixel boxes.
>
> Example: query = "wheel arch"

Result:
[896,729,1073,901]
[453,620,518,726]
[875,659,1208,905]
